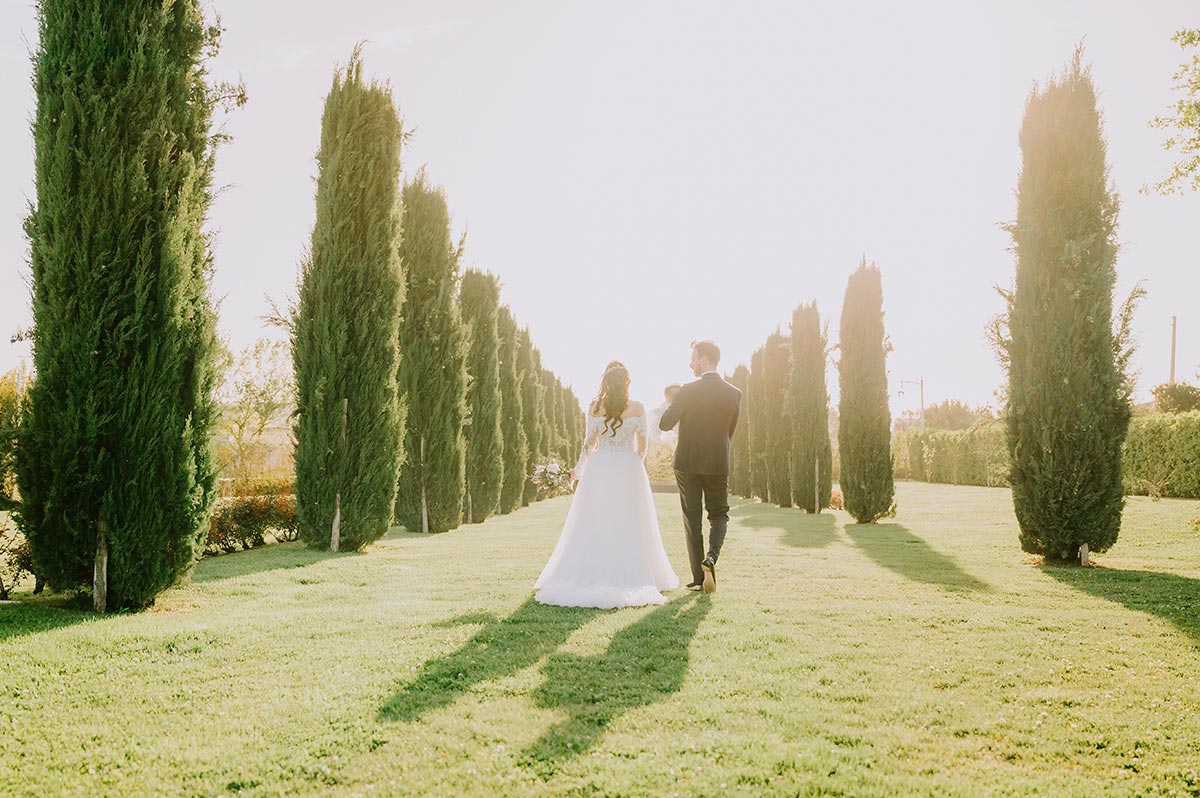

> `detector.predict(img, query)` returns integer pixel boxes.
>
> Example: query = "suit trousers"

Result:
[673,470,729,585]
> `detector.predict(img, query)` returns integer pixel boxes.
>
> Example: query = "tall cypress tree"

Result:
[728,364,751,497]
[558,382,577,463]
[565,387,583,461]
[747,346,770,502]
[395,172,468,533]
[541,368,564,464]
[460,269,504,524]
[838,259,895,523]
[496,305,528,515]
[18,1,226,610]
[787,302,833,513]
[764,331,793,507]
[293,52,406,551]
[995,50,1134,563]
[519,332,544,505]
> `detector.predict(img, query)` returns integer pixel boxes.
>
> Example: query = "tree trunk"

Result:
[1080,543,1090,566]
[420,435,429,534]
[94,517,108,613]
[331,397,347,551]
[813,456,821,514]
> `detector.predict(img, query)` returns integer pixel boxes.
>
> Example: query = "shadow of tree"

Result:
[519,593,710,776]
[0,602,95,642]
[730,501,838,549]
[378,598,601,723]
[844,522,989,592]
[190,542,356,584]
[1045,566,1200,642]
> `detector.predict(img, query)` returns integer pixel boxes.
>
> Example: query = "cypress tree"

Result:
[293,52,406,551]
[728,364,751,497]
[519,333,544,506]
[558,382,577,463]
[496,305,528,515]
[995,50,1134,563]
[787,302,834,513]
[18,1,227,610]
[764,331,793,507]
[395,172,468,533]
[747,346,770,502]
[460,269,504,524]
[838,259,895,523]
[542,368,564,464]
[564,387,583,461]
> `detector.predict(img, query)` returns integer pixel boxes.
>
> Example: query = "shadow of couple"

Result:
[378,592,710,771]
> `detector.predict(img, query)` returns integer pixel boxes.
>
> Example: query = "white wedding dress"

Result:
[534,413,679,609]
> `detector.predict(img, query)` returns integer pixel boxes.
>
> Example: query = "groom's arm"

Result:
[728,401,740,439]
[659,388,686,431]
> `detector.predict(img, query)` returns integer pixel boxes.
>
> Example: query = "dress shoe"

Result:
[701,556,716,593]
[686,582,702,591]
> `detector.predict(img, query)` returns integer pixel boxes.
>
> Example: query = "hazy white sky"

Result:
[2,1,1198,418]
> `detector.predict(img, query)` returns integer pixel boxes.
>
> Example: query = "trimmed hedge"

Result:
[897,413,1200,499]
[1122,412,1200,499]
[900,423,1010,488]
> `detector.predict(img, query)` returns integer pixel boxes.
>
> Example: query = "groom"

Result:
[658,340,742,594]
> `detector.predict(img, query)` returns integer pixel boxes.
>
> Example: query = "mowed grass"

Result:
[2,483,1199,798]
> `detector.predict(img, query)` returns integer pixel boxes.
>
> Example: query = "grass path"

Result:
[2,483,1199,797]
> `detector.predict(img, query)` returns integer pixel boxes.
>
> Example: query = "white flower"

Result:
[547,463,561,474]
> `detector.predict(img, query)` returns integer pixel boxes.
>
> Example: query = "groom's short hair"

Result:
[691,339,720,366]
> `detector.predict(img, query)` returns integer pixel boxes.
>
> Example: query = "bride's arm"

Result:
[570,418,599,481]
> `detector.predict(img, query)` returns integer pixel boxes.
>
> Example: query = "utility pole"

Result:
[900,378,925,430]
[1170,315,1177,384]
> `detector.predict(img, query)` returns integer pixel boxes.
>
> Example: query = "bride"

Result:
[534,362,680,608]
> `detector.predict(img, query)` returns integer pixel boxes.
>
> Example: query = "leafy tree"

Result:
[727,364,751,497]
[747,346,770,502]
[460,269,504,523]
[218,338,294,484]
[838,259,895,524]
[764,331,793,507]
[519,333,545,506]
[787,303,833,512]
[1152,381,1200,413]
[18,1,232,610]
[294,52,406,551]
[496,305,528,514]
[992,49,1139,562]
[395,172,468,533]
[1148,29,1200,195]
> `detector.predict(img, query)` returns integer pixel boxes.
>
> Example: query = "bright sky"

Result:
[2,1,1198,419]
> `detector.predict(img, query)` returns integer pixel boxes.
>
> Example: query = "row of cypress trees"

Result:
[294,54,582,546]
[16,19,581,611]
[730,259,895,524]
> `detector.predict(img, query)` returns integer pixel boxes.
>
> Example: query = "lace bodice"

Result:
[587,414,644,451]
[573,414,647,474]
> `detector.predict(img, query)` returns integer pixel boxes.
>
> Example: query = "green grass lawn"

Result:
[2,483,1199,798]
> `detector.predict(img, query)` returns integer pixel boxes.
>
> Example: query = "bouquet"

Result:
[530,461,574,498]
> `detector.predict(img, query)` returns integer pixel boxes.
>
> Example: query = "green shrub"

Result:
[205,488,298,556]
[1122,412,1200,499]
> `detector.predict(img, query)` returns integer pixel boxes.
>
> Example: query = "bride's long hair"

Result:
[591,362,630,437]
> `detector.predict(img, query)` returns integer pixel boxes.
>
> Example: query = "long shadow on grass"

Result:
[520,593,710,775]
[1046,566,1200,642]
[731,502,837,549]
[0,602,94,642]
[190,542,356,584]
[845,522,989,592]
[378,598,601,723]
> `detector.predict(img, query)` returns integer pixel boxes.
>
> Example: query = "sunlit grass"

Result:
[2,484,1198,797]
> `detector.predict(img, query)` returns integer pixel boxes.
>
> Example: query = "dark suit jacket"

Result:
[659,372,742,475]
